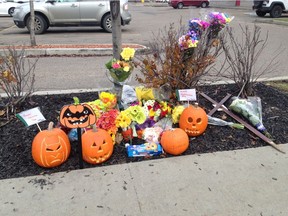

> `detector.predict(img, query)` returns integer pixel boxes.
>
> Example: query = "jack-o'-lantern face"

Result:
[179,105,208,137]
[82,128,114,164]
[59,104,96,129]
[32,122,71,168]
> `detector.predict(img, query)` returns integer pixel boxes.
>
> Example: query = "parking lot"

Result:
[0,3,288,92]
[0,3,260,46]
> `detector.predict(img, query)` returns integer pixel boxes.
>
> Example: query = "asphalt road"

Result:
[0,4,288,92]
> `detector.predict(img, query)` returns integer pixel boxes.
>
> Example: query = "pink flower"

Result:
[112,62,121,69]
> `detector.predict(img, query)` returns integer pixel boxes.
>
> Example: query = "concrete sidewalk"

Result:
[0,144,287,216]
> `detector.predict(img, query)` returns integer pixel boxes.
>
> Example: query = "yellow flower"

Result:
[172,105,185,124]
[123,66,130,72]
[116,111,132,128]
[160,101,172,114]
[188,40,198,48]
[121,48,135,61]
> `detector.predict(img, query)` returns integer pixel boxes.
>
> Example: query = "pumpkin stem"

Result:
[48,122,54,131]
[73,97,80,105]
[92,124,98,132]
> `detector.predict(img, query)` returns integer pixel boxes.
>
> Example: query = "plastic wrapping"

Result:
[135,83,172,102]
[229,97,271,138]
[208,116,244,129]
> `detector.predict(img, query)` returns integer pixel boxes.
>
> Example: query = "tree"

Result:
[29,0,36,46]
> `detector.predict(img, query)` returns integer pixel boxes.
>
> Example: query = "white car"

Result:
[13,0,132,34]
[0,0,20,16]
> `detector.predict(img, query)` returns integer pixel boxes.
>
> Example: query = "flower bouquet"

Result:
[105,47,135,85]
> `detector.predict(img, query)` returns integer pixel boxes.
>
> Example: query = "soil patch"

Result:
[0,82,287,180]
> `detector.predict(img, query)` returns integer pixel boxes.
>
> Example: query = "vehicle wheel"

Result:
[200,2,208,8]
[177,3,184,9]
[8,7,15,17]
[256,10,266,17]
[101,13,112,33]
[26,14,48,34]
[270,5,282,18]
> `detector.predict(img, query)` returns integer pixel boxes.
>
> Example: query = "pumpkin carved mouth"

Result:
[67,116,88,125]
[88,154,111,163]
[184,128,201,135]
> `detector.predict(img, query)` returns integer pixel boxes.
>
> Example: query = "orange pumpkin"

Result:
[59,103,96,129]
[160,128,189,155]
[32,122,71,168]
[81,125,114,164]
[179,105,208,137]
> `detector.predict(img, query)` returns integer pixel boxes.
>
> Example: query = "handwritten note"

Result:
[16,107,46,127]
[176,89,197,101]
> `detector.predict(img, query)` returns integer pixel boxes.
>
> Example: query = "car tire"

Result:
[8,7,15,17]
[269,5,282,18]
[200,2,208,8]
[26,14,48,34]
[101,13,112,33]
[256,10,266,17]
[177,2,184,9]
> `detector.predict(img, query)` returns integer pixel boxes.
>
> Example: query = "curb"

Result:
[0,44,149,57]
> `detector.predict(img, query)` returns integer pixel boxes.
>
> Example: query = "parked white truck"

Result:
[253,0,288,18]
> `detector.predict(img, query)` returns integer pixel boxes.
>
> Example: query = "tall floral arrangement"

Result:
[135,12,234,93]
[105,47,135,84]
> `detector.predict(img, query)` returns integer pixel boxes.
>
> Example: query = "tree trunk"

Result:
[29,0,36,46]
[110,0,122,59]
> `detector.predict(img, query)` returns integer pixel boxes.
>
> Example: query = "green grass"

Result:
[265,80,288,93]
[273,17,288,22]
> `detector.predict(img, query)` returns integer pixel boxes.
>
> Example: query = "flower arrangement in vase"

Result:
[105,47,135,85]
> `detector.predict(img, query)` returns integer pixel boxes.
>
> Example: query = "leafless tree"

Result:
[219,24,282,97]
[0,47,38,119]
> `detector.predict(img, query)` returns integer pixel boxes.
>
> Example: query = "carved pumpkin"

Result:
[179,105,208,137]
[82,125,114,164]
[32,122,71,168]
[160,128,189,155]
[59,97,96,129]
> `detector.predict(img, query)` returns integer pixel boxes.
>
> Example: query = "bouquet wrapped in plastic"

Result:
[105,47,135,84]
[229,97,272,138]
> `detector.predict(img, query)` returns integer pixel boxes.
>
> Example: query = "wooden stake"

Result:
[200,92,285,154]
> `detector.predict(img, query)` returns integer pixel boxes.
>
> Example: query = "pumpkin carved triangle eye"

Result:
[82,127,114,165]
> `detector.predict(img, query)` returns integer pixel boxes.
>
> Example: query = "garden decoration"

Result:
[59,97,96,168]
[59,97,96,129]
[160,128,189,155]
[32,122,71,168]
[179,105,208,137]
[200,92,285,153]
[81,124,114,164]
